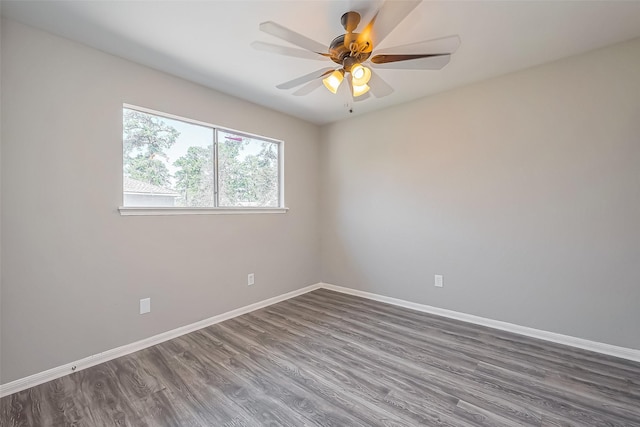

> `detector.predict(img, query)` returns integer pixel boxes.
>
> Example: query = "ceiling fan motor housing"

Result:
[328,34,372,70]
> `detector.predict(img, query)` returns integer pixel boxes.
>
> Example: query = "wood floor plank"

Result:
[2,289,639,426]
[179,329,346,427]
[304,290,640,387]
[143,342,260,427]
[222,315,433,426]
[454,399,524,427]
[258,303,544,426]
[473,361,639,426]
[235,312,468,426]
[307,288,636,377]
[288,293,640,426]
[209,322,404,427]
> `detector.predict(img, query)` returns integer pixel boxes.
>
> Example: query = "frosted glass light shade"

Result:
[323,70,344,94]
[352,83,370,97]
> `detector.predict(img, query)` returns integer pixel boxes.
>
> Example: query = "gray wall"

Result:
[1,19,321,383]
[320,37,640,350]
[0,16,3,378]
[2,17,640,386]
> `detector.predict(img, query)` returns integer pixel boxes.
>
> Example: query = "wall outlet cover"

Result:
[140,298,151,314]
[435,275,444,288]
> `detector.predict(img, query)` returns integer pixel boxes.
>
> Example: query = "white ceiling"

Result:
[3,1,640,125]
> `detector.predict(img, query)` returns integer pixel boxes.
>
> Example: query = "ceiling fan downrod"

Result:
[327,11,372,71]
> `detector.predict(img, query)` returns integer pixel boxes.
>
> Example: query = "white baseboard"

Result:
[0,283,321,398]
[319,283,640,364]
[3,281,639,398]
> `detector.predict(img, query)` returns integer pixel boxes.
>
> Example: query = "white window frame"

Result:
[119,104,287,216]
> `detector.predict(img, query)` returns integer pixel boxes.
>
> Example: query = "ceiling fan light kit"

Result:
[352,83,371,97]
[254,0,460,105]
[323,69,345,94]
[351,64,371,86]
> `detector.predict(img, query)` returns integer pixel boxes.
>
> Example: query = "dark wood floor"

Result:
[2,289,640,426]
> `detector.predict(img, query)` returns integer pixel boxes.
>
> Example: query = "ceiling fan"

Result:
[252,0,460,102]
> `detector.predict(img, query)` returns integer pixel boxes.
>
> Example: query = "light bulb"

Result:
[351,64,371,86]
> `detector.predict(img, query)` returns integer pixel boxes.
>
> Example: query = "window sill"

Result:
[119,207,289,216]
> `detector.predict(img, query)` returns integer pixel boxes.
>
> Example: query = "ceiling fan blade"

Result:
[375,35,461,56]
[276,68,335,90]
[292,79,324,96]
[251,41,330,60]
[354,91,371,102]
[372,53,447,64]
[338,77,353,106]
[368,70,394,98]
[357,0,422,47]
[260,21,328,54]
[370,54,451,70]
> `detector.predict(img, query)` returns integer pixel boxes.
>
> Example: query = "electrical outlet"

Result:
[248,273,255,286]
[435,275,444,288]
[140,298,151,314]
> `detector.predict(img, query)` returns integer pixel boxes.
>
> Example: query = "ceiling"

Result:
[3,1,640,125]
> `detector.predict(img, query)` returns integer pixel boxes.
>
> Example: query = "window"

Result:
[121,106,283,214]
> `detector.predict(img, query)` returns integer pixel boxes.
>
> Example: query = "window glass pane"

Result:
[123,108,214,207]
[217,130,279,207]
